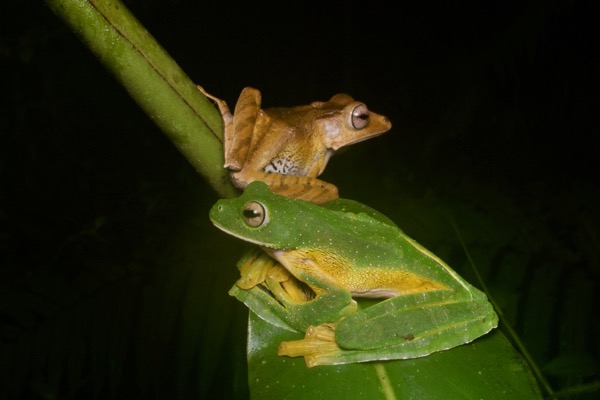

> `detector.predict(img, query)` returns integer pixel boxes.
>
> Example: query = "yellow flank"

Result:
[282,249,448,298]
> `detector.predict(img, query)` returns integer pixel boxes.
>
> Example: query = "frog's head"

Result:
[312,93,392,151]
[209,181,317,250]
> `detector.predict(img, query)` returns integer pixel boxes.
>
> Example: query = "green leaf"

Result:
[247,311,542,400]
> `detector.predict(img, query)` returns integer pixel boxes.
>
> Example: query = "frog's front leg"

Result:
[279,289,498,367]
[234,248,313,302]
[229,250,357,332]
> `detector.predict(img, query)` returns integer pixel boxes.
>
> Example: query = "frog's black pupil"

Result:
[243,209,259,218]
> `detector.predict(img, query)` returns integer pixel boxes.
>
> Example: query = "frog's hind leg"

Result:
[280,291,498,367]
[225,87,262,171]
[196,85,234,149]
[336,294,497,353]
[197,86,261,171]
[235,172,339,204]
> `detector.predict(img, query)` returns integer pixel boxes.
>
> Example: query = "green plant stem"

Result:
[45,0,238,199]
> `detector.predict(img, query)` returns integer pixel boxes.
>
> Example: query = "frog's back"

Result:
[299,204,472,294]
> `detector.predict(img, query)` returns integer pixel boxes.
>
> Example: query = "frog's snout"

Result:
[209,202,224,223]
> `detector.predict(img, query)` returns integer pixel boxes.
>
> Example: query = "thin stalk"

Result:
[45,0,238,198]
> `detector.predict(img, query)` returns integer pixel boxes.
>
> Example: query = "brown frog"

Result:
[199,86,391,203]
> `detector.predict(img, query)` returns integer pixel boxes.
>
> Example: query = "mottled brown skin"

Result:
[199,86,392,203]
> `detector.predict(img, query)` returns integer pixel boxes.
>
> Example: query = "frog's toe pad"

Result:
[278,323,341,367]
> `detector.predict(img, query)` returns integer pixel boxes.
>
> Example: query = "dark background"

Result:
[1,0,598,399]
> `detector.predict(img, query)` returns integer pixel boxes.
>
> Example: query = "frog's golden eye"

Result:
[351,104,370,129]
[243,201,268,227]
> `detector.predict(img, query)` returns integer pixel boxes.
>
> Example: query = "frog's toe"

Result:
[278,324,343,367]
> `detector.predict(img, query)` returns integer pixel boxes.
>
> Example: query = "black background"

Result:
[1,1,599,399]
